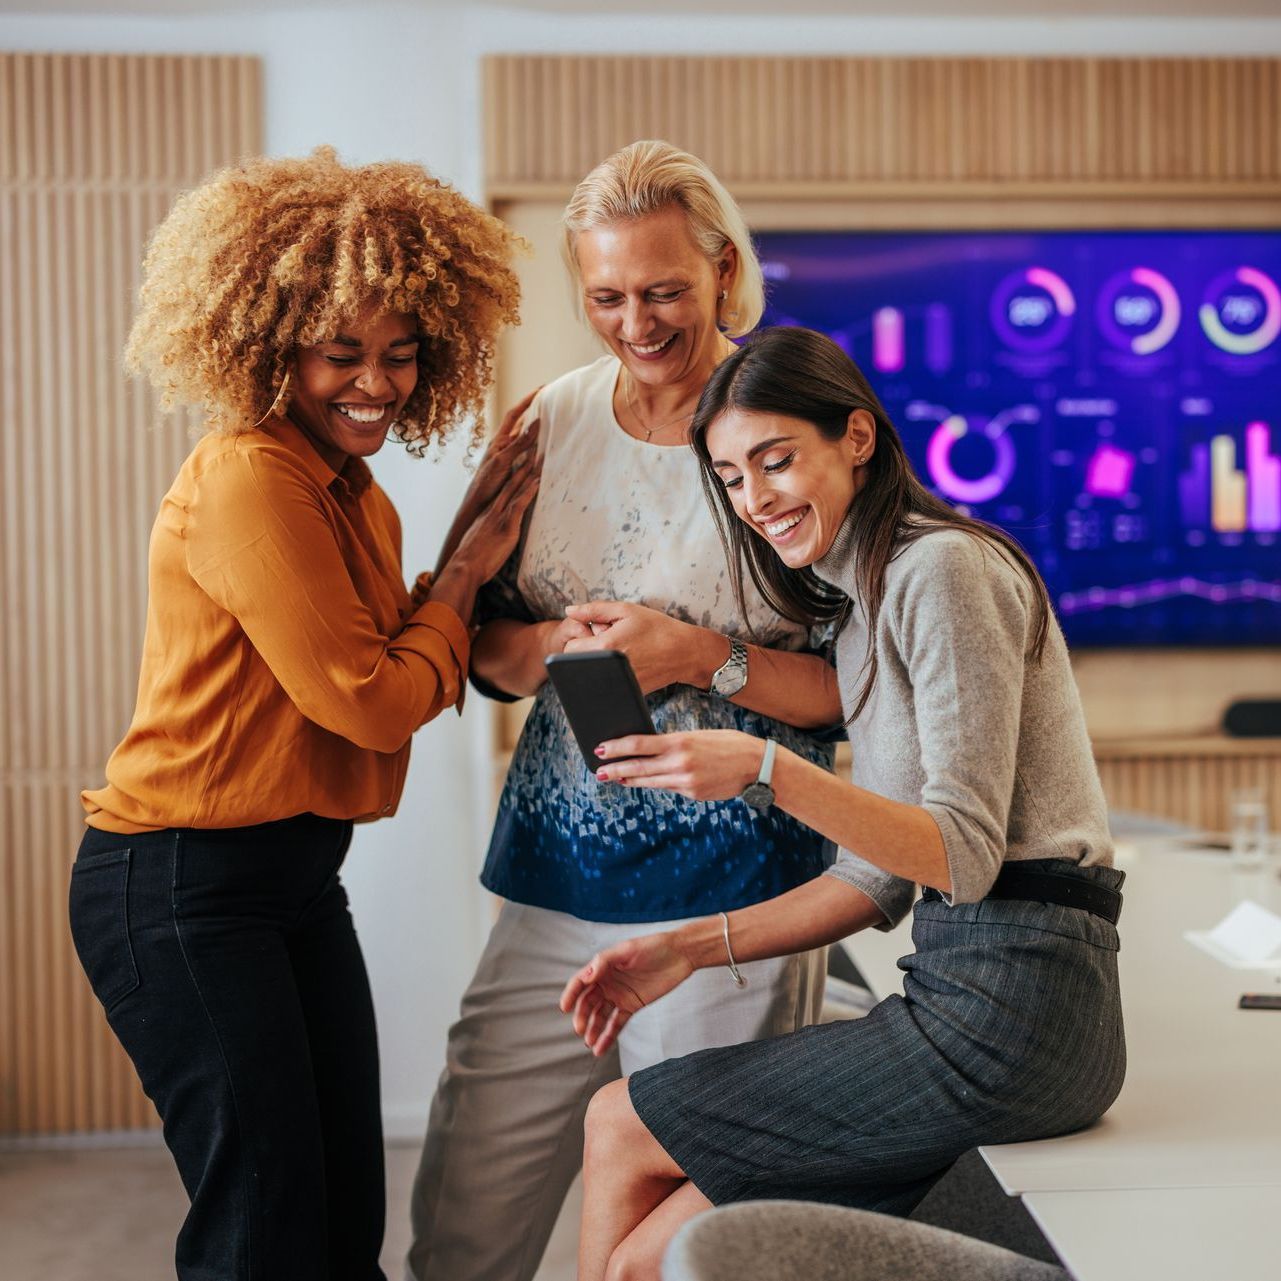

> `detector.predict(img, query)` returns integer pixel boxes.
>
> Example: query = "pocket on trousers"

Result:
[68,847,141,1013]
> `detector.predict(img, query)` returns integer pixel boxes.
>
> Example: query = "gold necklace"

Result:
[623,371,697,443]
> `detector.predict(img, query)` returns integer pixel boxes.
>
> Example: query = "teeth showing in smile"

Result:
[335,405,386,424]
[628,334,677,355]
[765,510,805,538]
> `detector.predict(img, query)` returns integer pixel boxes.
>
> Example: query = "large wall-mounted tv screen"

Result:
[754,230,1280,647]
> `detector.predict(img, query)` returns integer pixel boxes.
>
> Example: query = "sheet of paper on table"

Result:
[1184,899,1281,970]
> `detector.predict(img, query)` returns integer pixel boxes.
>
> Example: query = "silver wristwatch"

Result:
[740,739,777,813]
[709,637,748,698]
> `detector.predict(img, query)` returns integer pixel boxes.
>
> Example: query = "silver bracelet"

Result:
[719,911,747,988]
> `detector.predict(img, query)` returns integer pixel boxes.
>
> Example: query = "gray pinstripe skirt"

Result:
[628,859,1126,1215]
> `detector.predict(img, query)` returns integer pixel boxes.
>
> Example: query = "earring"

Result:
[253,368,292,428]
[719,290,728,300]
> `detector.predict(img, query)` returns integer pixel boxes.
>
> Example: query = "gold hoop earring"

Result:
[253,368,292,428]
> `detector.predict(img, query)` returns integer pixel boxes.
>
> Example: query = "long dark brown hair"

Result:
[690,326,1051,721]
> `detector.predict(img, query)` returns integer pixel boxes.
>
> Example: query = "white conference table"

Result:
[845,843,1281,1275]
[1022,1186,1280,1281]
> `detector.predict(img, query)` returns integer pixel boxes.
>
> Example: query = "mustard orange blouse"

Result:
[83,416,469,834]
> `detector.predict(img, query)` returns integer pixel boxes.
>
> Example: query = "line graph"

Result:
[1059,577,1281,616]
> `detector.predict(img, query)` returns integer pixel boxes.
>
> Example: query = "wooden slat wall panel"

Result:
[1096,750,1281,836]
[484,55,1281,198]
[1,53,261,1137]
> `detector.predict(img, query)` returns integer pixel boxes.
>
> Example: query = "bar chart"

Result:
[1179,423,1281,535]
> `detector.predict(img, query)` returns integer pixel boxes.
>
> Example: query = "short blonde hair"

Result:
[562,140,764,339]
[125,146,522,451]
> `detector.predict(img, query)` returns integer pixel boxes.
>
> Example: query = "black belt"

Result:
[921,865,1123,924]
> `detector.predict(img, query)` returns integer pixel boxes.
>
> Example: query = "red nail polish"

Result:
[594,745,606,757]
[596,769,608,781]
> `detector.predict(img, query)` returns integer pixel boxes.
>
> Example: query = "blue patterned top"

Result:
[478,357,836,924]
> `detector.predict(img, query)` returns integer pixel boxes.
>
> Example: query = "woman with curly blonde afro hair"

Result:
[126,145,520,451]
[71,148,537,1281]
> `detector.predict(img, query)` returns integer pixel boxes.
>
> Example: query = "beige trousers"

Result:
[404,900,826,1281]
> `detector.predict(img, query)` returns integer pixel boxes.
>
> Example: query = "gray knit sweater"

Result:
[813,517,1113,929]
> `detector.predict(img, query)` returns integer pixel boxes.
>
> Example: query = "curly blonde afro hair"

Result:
[125,146,522,451]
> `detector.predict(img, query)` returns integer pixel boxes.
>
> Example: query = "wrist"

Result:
[538,618,564,660]
[673,917,726,971]
[427,561,473,594]
[434,553,478,586]
[427,558,482,616]
[692,628,732,689]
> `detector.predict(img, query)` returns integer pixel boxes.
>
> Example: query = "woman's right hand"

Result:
[559,932,695,1056]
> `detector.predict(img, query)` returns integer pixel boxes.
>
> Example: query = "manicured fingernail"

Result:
[596,769,608,781]
[594,745,606,757]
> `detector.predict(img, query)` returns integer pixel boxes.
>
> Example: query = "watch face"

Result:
[712,658,747,697]
[741,782,774,811]
[711,640,748,698]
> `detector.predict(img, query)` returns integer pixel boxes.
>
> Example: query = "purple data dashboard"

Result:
[755,230,1280,647]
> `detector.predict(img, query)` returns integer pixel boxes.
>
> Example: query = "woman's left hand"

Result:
[594,730,764,802]
[458,389,542,527]
[559,931,695,1056]
[562,600,708,694]
[435,388,541,577]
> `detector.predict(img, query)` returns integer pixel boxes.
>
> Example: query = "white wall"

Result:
[5,1,1281,1136]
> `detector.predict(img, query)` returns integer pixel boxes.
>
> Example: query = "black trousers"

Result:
[69,813,386,1281]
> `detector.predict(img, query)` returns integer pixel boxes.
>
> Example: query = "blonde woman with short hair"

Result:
[70,148,534,1281]
[406,141,840,1281]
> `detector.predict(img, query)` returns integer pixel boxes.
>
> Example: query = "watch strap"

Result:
[757,737,777,788]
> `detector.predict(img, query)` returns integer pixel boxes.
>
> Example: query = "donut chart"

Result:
[926,414,1018,504]
[990,267,1076,354]
[1199,267,1281,356]
[1097,267,1181,355]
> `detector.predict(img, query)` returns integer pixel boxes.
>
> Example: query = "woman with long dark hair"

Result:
[559,325,1126,1281]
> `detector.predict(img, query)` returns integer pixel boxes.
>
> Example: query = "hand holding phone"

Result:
[544,651,656,770]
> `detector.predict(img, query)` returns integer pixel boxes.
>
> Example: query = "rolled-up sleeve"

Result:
[898,537,1030,905]
[185,448,469,754]
[824,847,916,930]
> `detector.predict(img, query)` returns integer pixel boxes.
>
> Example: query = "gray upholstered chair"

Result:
[662,1201,1068,1281]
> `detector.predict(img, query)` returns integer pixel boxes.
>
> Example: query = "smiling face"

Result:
[573,204,735,390]
[706,407,876,568]
[286,309,419,469]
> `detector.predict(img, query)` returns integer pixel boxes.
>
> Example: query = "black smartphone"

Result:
[544,651,656,769]
[1238,993,1281,1010]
